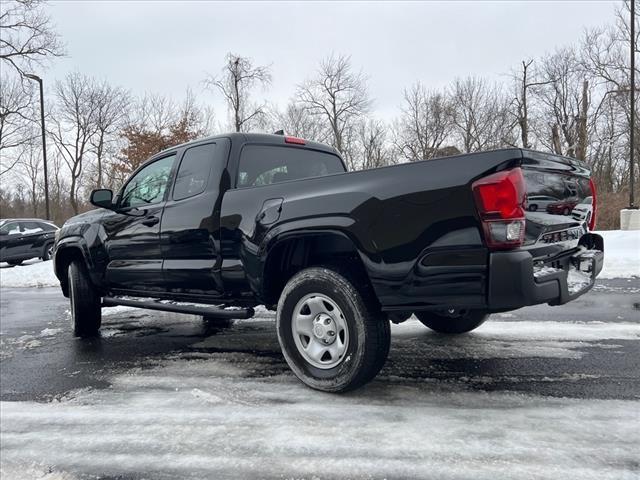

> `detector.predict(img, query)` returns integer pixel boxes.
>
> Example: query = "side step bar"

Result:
[102,297,254,319]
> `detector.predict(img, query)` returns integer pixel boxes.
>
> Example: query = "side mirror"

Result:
[90,189,114,209]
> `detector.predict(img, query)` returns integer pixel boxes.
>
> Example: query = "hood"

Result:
[64,208,108,226]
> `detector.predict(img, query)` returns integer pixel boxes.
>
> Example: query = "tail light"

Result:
[588,178,597,231]
[284,136,305,145]
[472,168,526,250]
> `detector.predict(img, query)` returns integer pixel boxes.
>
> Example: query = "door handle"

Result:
[142,216,160,227]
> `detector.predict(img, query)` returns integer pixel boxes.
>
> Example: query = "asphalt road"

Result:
[1,279,639,479]
[1,279,639,401]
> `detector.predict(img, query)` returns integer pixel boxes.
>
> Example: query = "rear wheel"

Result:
[528,204,538,212]
[6,259,23,266]
[415,309,487,334]
[68,260,101,337]
[277,267,390,392]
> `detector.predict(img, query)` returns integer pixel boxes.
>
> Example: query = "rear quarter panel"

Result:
[221,149,524,308]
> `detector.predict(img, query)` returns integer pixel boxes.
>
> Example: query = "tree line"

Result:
[0,0,637,229]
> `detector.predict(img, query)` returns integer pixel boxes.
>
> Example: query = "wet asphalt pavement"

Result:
[1,278,639,402]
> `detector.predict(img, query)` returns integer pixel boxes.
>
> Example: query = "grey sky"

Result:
[46,0,620,124]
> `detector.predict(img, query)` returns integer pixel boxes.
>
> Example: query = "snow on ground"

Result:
[2,345,638,480]
[2,316,640,479]
[596,230,639,278]
[0,259,58,288]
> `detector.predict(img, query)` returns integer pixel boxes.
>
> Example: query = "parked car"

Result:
[53,133,604,392]
[546,199,580,215]
[571,196,594,225]
[526,195,558,212]
[0,218,59,266]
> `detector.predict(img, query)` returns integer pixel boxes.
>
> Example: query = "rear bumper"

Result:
[487,233,604,311]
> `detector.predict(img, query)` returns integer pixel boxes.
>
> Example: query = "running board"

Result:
[102,297,254,319]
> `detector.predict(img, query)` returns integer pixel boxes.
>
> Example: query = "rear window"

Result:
[237,145,344,188]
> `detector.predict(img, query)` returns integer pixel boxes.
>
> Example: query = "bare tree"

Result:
[297,54,371,154]
[0,74,36,175]
[204,53,271,132]
[116,90,212,179]
[268,101,329,143]
[393,83,455,161]
[533,48,593,159]
[510,59,556,149]
[450,76,515,153]
[0,0,63,76]
[49,72,100,214]
[16,132,42,216]
[90,81,130,189]
[357,118,392,170]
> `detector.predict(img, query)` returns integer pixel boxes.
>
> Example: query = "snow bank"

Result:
[0,259,58,288]
[596,230,639,278]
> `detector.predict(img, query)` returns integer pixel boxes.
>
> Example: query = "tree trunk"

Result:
[576,80,589,161]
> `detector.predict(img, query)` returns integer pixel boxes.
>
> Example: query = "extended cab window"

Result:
[173,143,216,201]
[120,155,175,208]
[237,145,344,188]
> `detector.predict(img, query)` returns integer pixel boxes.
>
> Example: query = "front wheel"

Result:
[277,267,390,393]
[6,259,23,266]
[68,260,102,337]
[42,242,54,261]
[415,309,488,334]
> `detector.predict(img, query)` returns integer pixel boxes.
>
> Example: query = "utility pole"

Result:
[631,0,637,209]
[24,73,51,220]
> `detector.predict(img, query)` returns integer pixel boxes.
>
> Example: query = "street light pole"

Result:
[24,73,50,221]
[630,0,637,209]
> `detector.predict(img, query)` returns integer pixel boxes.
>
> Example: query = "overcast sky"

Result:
[45,0,621,124]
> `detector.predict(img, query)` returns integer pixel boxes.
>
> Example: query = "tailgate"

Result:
[521,151,593,252]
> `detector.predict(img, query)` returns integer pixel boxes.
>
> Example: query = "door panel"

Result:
[0,222,24,261]
[103,154,176,292]
[160,141,228,296]
[103,205,166,291]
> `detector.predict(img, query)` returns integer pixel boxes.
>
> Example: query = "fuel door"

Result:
[257,198,284,226]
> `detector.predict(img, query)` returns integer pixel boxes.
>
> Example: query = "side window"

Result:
[39,222,57,232]
[237,145,344,188]
[120,155,176,209]
[173,143,216,201]
[21,222,44,234]
[0,223,20,235]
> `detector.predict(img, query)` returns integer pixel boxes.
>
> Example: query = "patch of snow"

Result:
[533,264,562,278]
[391,319,640,360]
[567,265,592,294]
[596,230,639,279]
[0,260,58,288]
[1,350,638,480]
[1,462,77,480]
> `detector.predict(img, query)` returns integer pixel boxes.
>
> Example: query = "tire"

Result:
[42,242,54,261]
[415,309,488,334]
[68,260,101,337]
[563,207,570,215]
[6,259,23,266]
[276,267,390,393]
[529,204,538,212]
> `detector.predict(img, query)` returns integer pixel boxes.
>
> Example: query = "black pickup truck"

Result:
[53,132,604,392]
